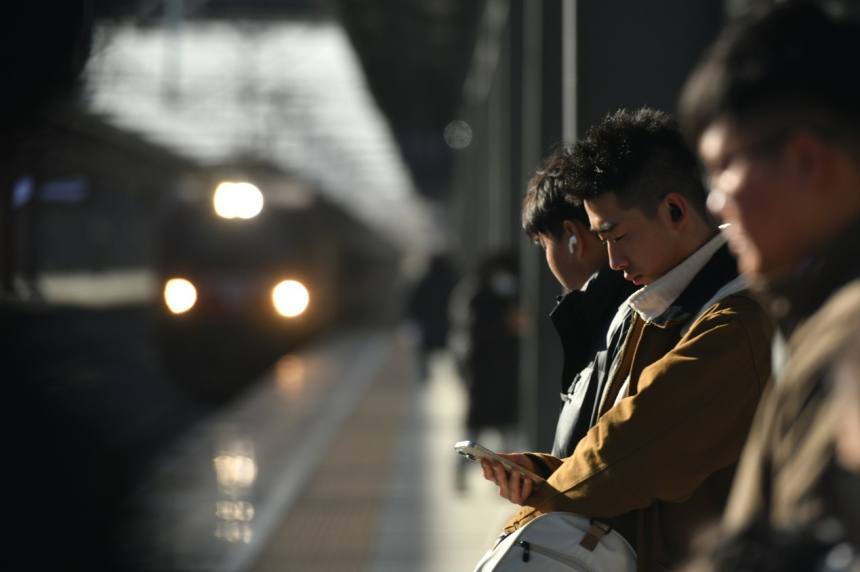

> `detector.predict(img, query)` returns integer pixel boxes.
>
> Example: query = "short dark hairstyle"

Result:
[680,1,860,149]
[522,146,591,243]
[563,108,707,219]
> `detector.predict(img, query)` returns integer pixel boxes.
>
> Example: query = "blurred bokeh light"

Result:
[443,119,473,149]
[213,181,265,219]
[272,280,310,317]
[164,278,197,313]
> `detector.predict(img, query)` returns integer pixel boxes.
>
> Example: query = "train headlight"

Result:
[272,280,309,317]
[164,278,197,314]
[214,182,264,219]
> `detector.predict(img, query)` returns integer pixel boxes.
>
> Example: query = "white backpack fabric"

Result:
[473,512,637,572]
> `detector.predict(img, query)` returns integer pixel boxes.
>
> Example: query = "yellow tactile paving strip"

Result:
[251,344,409,572]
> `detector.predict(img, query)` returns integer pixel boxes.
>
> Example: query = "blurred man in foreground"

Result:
[521,147,637,459]
[681,1,860,568]
[483,108,772,572]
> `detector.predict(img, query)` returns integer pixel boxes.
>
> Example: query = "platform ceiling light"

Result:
[213,182,264,219]
[164,278,197,314]
[272,280,309,317]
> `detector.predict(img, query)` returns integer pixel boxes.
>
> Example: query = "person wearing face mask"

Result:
[454,252,523,490]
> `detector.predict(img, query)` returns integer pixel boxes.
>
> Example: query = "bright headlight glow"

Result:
[213,182,264,219]
[272,280,309,317]
[164,278,197,314]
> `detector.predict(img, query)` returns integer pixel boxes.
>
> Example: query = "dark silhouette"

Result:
[408,254,457,381]
[455,252,522,490]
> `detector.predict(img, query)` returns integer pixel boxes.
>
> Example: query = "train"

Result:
[155,174,402,398]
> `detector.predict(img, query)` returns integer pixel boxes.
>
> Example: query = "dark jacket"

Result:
[408,257,456,350]
[550,265,638,458]
[465,280,520,429]
[506,244,773,572]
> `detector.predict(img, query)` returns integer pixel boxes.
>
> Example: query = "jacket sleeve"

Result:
[504,296,772,533]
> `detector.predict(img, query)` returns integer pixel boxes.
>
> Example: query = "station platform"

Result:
[127,327,516,571]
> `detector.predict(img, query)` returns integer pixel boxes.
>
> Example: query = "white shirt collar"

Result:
[627,227,728,323]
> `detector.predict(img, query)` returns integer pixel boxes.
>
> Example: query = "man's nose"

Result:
[607,244,627,271]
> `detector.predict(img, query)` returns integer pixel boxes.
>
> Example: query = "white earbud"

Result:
[568,235,578,253]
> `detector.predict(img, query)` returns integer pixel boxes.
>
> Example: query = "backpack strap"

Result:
[579,519,613,552]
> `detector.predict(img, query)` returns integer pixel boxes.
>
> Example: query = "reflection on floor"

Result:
[126,328,516,571]
[251,332,409,571]
[368,351,515,572]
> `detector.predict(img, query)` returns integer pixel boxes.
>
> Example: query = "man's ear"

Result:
[788,131,830,196]
[663,193,689,229]
[563,219,584,256]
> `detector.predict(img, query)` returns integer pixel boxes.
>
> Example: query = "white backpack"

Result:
[473,512,637,572]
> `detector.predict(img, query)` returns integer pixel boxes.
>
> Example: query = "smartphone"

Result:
[454,440,545,484]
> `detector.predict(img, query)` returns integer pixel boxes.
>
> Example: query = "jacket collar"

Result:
[766,220,860,338]
[549,264,638,391]
[621,246,738,331]
[550,264,637,343]
[627,229,732,325]
[650,243,738,327]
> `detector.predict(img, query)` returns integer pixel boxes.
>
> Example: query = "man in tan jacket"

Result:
[482,108,773,572]
[679,2,860,569]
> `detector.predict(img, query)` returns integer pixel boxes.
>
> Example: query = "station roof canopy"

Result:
[92,0,482,202]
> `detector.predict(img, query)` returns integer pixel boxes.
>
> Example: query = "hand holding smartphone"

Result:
[454,440,545,484]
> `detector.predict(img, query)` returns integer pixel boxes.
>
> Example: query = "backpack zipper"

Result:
[516,540,594,571]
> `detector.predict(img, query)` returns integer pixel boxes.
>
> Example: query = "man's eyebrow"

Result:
[590,221,617,235]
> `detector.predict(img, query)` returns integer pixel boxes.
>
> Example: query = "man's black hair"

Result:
[680,1,860,148]
[522,146,591,243]
[563,108,707,219]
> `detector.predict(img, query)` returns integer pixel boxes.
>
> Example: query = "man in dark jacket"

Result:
[483,108,773,572]
[521,147,637,458]
[680,2,860,569]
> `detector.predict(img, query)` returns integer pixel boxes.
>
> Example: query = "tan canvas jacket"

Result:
[503,284,772,572]
[723,280,860,536]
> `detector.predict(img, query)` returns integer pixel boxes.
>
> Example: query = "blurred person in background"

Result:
[454,252,522,491]
[680,1,860,569]
[482,108,773,572]
[521,146,637,459]
[408,253,457,382]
